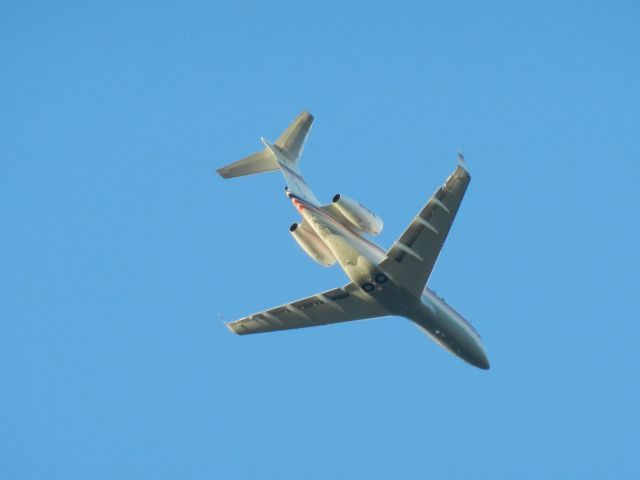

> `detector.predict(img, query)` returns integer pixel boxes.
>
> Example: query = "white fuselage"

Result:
[289,191,489,370]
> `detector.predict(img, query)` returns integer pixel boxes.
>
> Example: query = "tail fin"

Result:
[274,111,313,164]
[217,111,313,179]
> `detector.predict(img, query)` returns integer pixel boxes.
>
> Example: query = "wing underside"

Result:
[226,283,388,335]
[380,165,471,296]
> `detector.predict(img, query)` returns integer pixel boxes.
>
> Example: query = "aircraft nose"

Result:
[470,347,490,370]
[475,355,490,370]
[461,338,490,370]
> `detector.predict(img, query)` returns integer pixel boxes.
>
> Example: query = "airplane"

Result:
[217,112,490,370]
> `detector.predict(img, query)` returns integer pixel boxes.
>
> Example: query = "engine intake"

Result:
[332,194,384,235]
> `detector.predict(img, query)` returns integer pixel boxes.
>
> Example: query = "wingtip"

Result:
[218,311,237,334]
[225,322,239,335]
[456,150,470,174]
[216,167,231,179]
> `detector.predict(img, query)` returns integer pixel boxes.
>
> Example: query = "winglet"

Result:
[457,150,470,173]
[219,311,239,335]
[457,150,467,168]
[225,321,239,334]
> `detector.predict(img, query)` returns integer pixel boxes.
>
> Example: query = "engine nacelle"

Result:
[332,194,384,235]
[289,222,336,267]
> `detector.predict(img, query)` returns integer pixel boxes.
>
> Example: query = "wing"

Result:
[380,164,471,296]
[226,282,388,335]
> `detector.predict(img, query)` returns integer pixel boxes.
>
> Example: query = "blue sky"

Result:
[2,1,639,478]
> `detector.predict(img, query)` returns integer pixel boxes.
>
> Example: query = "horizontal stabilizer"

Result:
[217,149,279,179]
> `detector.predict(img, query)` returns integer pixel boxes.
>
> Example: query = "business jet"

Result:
[217,112,490,369]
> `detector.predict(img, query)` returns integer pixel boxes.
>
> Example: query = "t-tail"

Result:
[217,111,319,204]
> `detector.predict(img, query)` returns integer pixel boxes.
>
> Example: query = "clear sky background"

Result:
[2,1,639,478]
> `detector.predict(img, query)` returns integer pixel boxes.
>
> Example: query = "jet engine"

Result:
[289,222,336,267]
[332,194,384,235]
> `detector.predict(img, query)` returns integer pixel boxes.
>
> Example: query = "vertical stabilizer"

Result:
[275,112,314,164]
